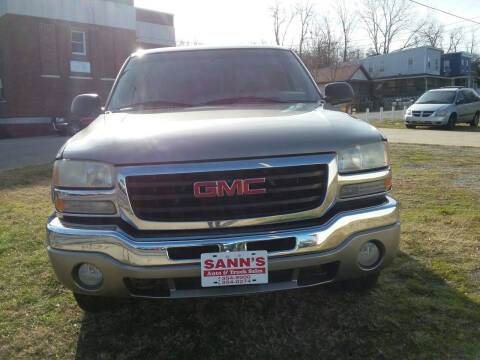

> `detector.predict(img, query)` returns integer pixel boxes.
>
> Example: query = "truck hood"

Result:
[60,104,384,165]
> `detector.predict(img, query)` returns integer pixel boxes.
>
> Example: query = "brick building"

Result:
[0,0,175,136]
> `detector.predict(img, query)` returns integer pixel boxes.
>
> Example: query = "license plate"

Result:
[201,251,268,287]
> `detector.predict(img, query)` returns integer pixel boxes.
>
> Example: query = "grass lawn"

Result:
[0,145,479,359]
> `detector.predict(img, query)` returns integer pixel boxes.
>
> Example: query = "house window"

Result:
[444,59,450,73]
[435,58,439,71]
[427,57,431,69]
[71,30,86,55]
[368,64,373,73]
[379,61,385,72]
[408,56,413,66]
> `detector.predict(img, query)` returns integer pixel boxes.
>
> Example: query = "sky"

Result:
[134,0,479,52]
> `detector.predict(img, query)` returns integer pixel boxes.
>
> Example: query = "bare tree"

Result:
[304,16,341,69]
[335,0,356,62]
[361,0,382,55]
[465,27,477,55]
[270,0,295,46]
[176,39,203,46]
[361,0,413,55]
[296,1,315,56]
[416,20,444,48]
[447,27,464,53]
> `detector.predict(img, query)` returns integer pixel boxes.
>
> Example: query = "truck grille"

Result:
[126,164,328,221]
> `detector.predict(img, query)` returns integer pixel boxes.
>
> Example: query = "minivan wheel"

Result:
[73,292,120,313]
[445,113,457,130]
[471,112,479,127]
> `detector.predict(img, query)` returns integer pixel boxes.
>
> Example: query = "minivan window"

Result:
[107,49,321,111]
[415,90,456,104]
[463,90,479,103]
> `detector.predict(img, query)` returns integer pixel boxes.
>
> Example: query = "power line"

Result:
[407,0,480,25]
[443,16,480,28]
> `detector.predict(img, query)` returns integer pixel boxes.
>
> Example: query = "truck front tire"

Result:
[331,273,379,291]
[73,292,120,313]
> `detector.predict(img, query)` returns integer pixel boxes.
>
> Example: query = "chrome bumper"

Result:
[47,196,400,298]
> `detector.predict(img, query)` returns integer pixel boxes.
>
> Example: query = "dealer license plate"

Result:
[201,251,268,287]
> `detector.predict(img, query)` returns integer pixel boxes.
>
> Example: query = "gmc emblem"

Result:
[194,178,266,198]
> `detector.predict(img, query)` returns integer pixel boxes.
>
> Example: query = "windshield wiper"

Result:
[203,96,311,105]
[116,100,194,112]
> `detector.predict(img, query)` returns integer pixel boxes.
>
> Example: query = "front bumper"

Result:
[47,196,400,298]
[404,115,448,126]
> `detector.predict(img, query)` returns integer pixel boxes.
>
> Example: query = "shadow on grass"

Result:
[74,252,480,360]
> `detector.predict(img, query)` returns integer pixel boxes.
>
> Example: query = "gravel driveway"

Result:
[380,128,480,147]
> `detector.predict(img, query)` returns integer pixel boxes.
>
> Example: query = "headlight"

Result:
[338,142,389,173]
[435,110,449,116]
[406,108,412,115]
[53,160,114,188]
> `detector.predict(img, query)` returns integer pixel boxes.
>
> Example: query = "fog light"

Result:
[357,241,381,268]
[77,263,103,289]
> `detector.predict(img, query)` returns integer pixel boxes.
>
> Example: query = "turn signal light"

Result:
[55,199,64,212]
[385,175,392,191]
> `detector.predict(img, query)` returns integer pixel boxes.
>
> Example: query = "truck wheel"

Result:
[445,114,456,130]
[73,292,119,313]
[471,112,479,127]
[405,124,416,129]
[334,273,379,291]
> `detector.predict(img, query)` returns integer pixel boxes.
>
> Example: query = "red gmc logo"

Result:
[194,178,266,198]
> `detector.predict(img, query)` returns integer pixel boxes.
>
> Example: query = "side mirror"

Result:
[71,94,102,118]
[324,82,354,105]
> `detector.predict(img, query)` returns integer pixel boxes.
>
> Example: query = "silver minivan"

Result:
[404,87,480,129]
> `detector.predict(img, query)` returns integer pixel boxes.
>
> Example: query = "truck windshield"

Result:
[107,49,321,111]
[415,91,456,104]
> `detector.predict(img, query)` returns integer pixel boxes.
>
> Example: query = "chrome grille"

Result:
[126,164,328,221]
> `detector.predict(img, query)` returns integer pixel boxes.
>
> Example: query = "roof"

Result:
[311,64,371,84]
[133,45,291,57]
[363,46,443,60]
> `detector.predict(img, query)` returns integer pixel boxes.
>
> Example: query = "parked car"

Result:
[50,112,98,136]
[46,46,399,312]
[392,97,415,107]
[404,87,480,129]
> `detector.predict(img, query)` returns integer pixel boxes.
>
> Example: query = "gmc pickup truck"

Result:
[47,46,400,312]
